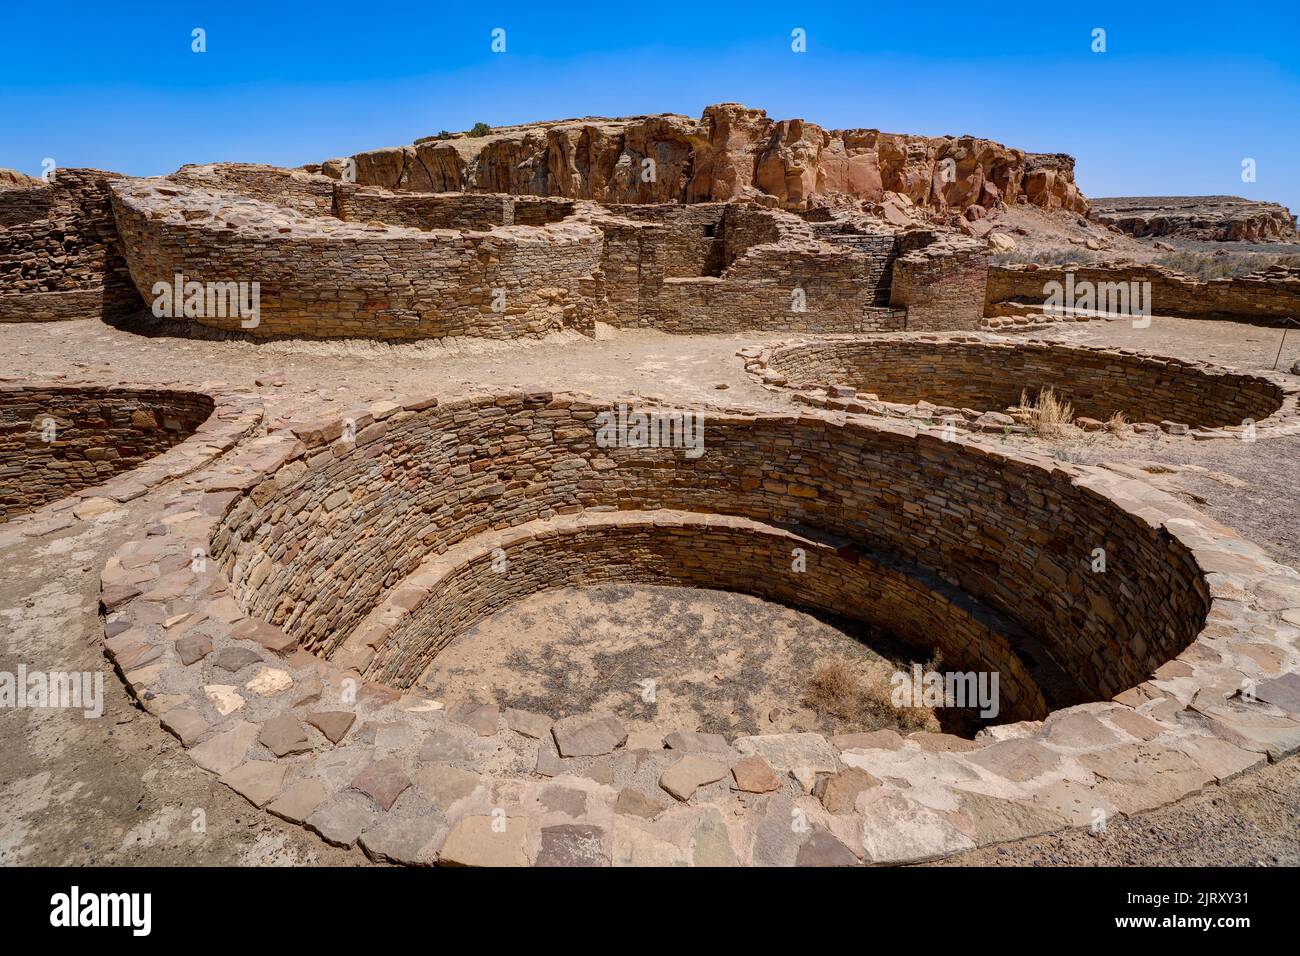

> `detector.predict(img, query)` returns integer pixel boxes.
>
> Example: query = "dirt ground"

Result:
[932,755,1300,867]
[1,311,1298,866]
[426,583,944,738]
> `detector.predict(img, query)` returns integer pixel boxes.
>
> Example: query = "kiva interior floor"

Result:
[420,583,956,738]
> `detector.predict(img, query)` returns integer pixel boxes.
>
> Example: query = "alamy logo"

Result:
[151,273,261,329]
[0,665,103,718]
[595,403,704,459]
[1042,273,1151,328]
[50,886,151,936]
[890,665,1000,719]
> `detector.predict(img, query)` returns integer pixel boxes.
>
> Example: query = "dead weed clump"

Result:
[803,656,939,734]
[1019,386,1076,439]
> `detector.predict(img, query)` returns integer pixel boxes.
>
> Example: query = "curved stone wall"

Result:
[212,392,1210,701]
[0,384,214,520]
[110,180,604,340]
[755,336,1294,433]
[101,388,1300,866]
[170,163,338,217]
[337,510,1061,722]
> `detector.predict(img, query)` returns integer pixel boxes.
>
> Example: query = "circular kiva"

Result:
[336,510,1066,723]
[100,391,1300,866]
[0,381,261,524]
[743,334,1300,439]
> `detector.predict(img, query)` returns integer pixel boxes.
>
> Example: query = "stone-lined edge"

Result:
[97,390,1300,867]
[981,301,1115,331]
[0,380,263,541]
[741,333,1300,441]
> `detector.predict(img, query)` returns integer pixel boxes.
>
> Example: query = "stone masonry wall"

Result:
[764,339,1285,429]
[986,263,1300,323]
[0,384,213,520]
[0,169,143,322]
[111,181,604,340]
[603,203,728,277]
[586,215,665,321]
[891,237,988,330]
[365,513,1051,721]
[720,204,787,269]
[173,164,581,231]
[335,189,574,231]
[171,164,337,217]
[86,161,994,338]
[649,244,905,333]
[211,392,1210,702]
[811,222,900,307]
[596,202,906,333]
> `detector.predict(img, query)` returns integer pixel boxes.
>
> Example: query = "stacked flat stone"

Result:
[743,333,1300,439]
[98,164,981,339]
[1,384,211,520]
[110,180,604,341]
[0,168,142,322]
[890,235,988,330]
[8,159,1300,338]
[339,510,1060,718]
[987,262,1300,324]
[0,381,260,533]
[93,388,1300,865]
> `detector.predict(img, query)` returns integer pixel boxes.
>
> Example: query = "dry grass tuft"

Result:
[803,660,862,721]
[1152,251,1300,281]
[803,656,939,734]
[1019,386,1076,439]
[1104,410,1129,435]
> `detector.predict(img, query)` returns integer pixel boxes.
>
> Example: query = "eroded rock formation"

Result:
[1090,195,1298,242]
[0,168,42,190]
[320,103,1089,217]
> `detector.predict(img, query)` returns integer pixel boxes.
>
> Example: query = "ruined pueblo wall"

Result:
[171,163,338,217]
[212,392,1209,701]
[890,237,989,330]
[0,384,213,520]
[596,203,906,334]
[649,245,904,334]
[105,162,999,339]
[335,189,575,231]
[0,169,143,323]
[8,157,1017,340]
[810,222,901,307]
[110,181,604,340]
[173,164,579,231]
[603,203,729,277]
[986,263,1300,323]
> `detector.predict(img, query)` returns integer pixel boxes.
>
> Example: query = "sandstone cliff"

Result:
[1089,196,1298,242]
[320,103,1088,217]
[0,168,43,190]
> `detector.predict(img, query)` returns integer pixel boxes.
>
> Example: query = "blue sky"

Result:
[3,1,1298,210]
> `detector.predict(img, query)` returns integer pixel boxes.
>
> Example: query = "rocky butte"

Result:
[1089,195,1299,243]
[314,102,1089,221]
